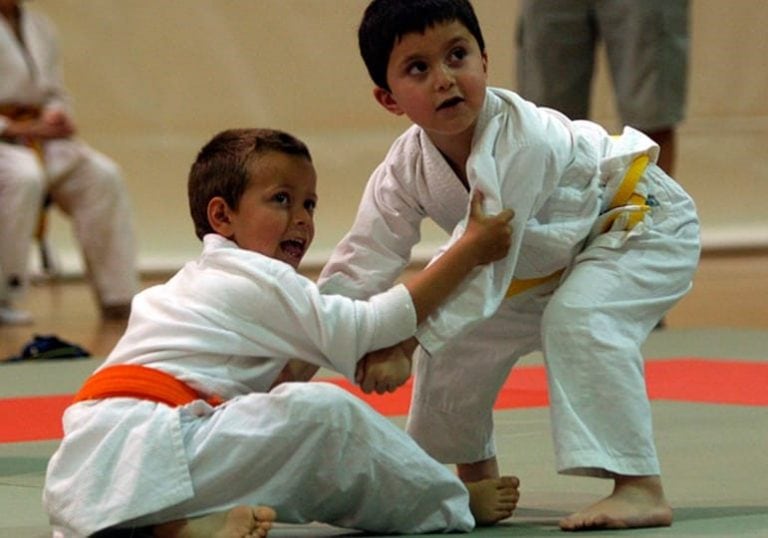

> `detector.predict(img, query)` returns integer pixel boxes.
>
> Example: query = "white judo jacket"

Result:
[0,7,83,174]
[0,8,68,124]
[320,87,662,352]
[43,235,421,536]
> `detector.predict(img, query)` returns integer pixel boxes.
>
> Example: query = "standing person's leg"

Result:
[540,166,699,530]
[407,298,547,520]
[47,141,139,318]
[126,383,480,534]
[516,0,596,118]
[597,0,690,174]
[0,144,45,291]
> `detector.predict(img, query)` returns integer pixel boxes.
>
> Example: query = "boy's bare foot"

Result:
[559,476,672,531]
[466,476,520,525]
[153,506,276,538]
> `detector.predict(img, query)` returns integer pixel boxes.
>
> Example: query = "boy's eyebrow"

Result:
[266,182,317,197]
[396,49,426,67]
[397,35,472,66]
[444,35,474,54]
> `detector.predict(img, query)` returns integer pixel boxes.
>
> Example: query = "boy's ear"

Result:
[207,197,234,237]
[373,87,404,116]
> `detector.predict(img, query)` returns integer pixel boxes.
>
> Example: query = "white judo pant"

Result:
[408,165,700,478]
[0,139,137,306]
[120,383,474,534]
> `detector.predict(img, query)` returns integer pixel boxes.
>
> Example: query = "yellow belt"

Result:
[505,154,651,299]
[506,268,564,297]
[600,154,651,233]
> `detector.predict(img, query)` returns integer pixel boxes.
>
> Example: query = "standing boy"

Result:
[44,128,518,538]
[319,0,700,531]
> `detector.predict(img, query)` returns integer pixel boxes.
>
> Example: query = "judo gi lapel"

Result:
[463,88,545,314]
[414,89,547,350]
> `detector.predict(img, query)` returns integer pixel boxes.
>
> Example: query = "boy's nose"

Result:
[434,65,454,91]
[293,208,313,226]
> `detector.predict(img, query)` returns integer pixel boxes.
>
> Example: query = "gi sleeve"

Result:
[198,250,418,382]
[318,132,427,300]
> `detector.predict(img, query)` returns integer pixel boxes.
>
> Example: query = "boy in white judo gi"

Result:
[0,0,138,320]
[318,0,701,531]
[43,128,520,537]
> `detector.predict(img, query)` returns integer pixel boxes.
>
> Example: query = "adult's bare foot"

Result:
[559,476,672,531]
[466,476,520,526]
[153,505,276,538]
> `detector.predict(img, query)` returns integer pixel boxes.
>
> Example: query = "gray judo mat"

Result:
[1,328,766,537]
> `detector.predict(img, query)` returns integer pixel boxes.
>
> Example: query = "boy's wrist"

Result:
[453,233,482,271]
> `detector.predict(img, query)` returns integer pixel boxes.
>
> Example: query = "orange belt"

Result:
[73,364,224,407]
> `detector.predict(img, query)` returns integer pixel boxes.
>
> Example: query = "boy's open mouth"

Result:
[281,239,306,260]
[437,96,464,111]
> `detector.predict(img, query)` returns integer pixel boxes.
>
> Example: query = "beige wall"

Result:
[33,0,768,275]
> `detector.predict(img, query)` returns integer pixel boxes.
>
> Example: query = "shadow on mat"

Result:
[673,505,768,521]
[0,456,49,476]
[91,529,152,538]
[65,507,768,538]
[90,521,538,538]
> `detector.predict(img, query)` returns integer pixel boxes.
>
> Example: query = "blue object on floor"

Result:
[4,334,91,362]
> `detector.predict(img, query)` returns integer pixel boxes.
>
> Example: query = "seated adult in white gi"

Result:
[0,262,31,324]
[0,0,137,320]
[43,128,519,538]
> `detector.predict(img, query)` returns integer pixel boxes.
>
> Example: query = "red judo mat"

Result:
[1,358,766,444]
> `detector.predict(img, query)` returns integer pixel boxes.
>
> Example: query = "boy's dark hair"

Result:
[188,128,312,240]
[358,0,486,91]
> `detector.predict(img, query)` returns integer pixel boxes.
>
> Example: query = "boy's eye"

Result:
[407,61,428,76]
[273,192,290,205]
[304,199,316,213]
[448,47,467,63]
